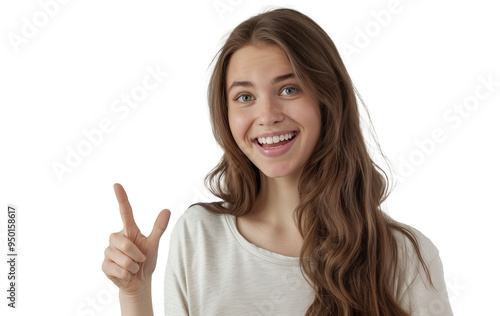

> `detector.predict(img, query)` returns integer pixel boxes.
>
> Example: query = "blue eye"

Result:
[237,94,254,102]
[281,87,297,96]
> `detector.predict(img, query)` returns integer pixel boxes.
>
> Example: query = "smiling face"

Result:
[226,44,322,180]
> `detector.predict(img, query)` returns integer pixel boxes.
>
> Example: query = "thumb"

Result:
[148,209,171,244]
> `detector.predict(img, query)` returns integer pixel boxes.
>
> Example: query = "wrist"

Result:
[119,280,154,316]
[119,279,152,301]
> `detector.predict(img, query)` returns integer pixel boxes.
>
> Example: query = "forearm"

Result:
[119,281,154,316]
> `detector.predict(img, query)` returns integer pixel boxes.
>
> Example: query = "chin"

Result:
[259,163,300,179]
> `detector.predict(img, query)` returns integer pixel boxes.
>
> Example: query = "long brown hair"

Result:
[194,8,433,315]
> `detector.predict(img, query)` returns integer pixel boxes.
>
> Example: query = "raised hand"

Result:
[102,183,171,295]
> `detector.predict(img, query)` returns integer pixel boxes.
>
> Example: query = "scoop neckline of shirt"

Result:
[223,213,301,265]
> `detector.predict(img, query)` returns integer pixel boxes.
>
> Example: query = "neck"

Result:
[252,170,301,231]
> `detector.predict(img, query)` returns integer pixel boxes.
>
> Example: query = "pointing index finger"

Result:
[113,183,137,230]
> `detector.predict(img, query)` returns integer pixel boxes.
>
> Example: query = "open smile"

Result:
[252,131,299,157]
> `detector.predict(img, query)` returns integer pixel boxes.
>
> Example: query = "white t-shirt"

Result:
[164,204,453,316]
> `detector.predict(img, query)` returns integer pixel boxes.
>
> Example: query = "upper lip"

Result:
[252,130,298,141]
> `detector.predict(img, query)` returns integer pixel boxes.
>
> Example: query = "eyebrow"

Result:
[227,73,295,93]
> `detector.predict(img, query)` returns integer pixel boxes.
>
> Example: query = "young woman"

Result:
[102,8,453,316]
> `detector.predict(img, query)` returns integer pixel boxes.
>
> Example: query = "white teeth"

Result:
[257,132,296,145]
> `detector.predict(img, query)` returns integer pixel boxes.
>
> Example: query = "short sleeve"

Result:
[164,214,189,316]
[396,226,454,316]
[410,252,454,316]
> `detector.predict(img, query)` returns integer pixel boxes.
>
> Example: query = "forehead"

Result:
[226,45,293,86]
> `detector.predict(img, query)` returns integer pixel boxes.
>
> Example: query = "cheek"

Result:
[297,106,322,154]
[309,108,322,139]
[293,103,322,139]
[228,109,249,146]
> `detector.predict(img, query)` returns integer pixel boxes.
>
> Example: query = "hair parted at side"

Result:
[193,7,434,316]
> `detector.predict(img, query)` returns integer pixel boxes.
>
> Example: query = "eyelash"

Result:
[233,86,300,103]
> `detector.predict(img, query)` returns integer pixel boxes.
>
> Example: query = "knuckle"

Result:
[109,232,118,244]
[104,246,111,258]
[102,259,111,275]
[104,247,117,261]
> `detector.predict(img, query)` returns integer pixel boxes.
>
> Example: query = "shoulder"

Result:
[389,222,440,292]
[390,225,453,315]
[173,203,225,227]
[174,203,219,223]
[392,222,440,266]
[390,222,447,299]
[169,203,229,243]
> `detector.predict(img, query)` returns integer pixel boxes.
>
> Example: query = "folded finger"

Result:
[105,246,141,274]
[102,257,132,281]
[109,233,146,263]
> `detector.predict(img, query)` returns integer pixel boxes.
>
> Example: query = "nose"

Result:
[256,96,284,126]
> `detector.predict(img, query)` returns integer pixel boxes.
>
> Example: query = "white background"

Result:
[1,0,498,315]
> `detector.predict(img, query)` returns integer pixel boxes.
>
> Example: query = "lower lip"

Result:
[254,133,298,158]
